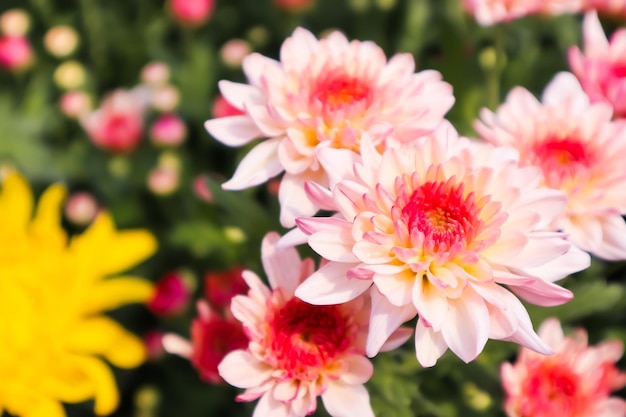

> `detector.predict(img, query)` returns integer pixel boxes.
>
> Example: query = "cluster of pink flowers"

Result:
[165,19,626,417]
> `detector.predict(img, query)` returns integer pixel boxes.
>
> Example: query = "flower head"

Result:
[294,123,590,367]
[203,266,248,312]
[0,173,157,417]
[80,87,150,154]
[0,35,33,71]
[501,318,626,417]
[163,301,249,384]
[148,271,192,316]
[167,0,215,27]
[569,11,626,118]
[475,72,626,260]
[217,232,382,417]
[205,27,454,227]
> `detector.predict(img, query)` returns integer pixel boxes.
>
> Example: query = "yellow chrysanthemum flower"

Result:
[0,173,157,417]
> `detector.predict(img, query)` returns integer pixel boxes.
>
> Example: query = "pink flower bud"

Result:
[141,61,170,86]
[80,88,148,154]
[0,35,32,71]
[148,271,192,317]
[193,175,213,202]
[147,166,179,196]
[0,9,30,37]
[59,90,92,118]
[143,330,166,360]
[150,113,187,147]
[204,267,248,313]
[44,26,79,58]
[64,192,99,226]
[167,0,215,27]
[219,39,251,68]
[211,94,244,118]
[150,84,180,112]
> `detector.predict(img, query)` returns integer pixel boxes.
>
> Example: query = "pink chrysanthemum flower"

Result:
[462,0,581,26]
[501,318,626,417]
[569,11,626,118]
[204,27,454,227]
[217,232,404,417]
[475,72,626,260]
[293,123,590,367]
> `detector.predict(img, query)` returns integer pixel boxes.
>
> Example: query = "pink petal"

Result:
[276,227,309,249]
[294,262,371,305]
[317,148,360,189]
[339,355,374,385]
[261,231,302,295]
[204,115,263,147]
[594,214,626,261]
[161,334,192,358]
[222,137,284,190]
[413,279,449,332]
[304,180,336,211]
[537,317,564,350]
[279,27,318,72]
[372,272,413,306]
[379,327,413,352]
[504,274,573,307]
[321,383,375,417]
[252,391,291,417]
[242,53,280,88]
[583,11,609,56]
[518,244,590,282]
[241,270,271,300]
[366,289,417,357]
[414,319,448,367]
[278,172,325,228]
[218,350,272,389]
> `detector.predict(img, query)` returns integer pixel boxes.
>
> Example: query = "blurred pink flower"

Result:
[59,90,92,118]
[569,11,626,119]
[0,35,32,71]
[144,330,166,360]
[501,318,626,417]
[217,232,382,417]
[475,72,626,260]
[148,271,191,316]
[141,61,170,86]
[147,165,179,196]
[80,88,149,153]
[220,39,251,68]
[192,175,214,202]
[205,27,454,227]
[150,113,187,147]
[294,123,590,367]
[64,191,99,226]
[167,0,215,27]
[203,266,248,313]
[163,301,249,384]
[211,93,244,118]
[463,0,581,26]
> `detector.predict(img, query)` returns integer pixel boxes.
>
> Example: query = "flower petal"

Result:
[321,382,375,417]
[218,350,273,389]
[295,262,371,305]
[222,137,284,190]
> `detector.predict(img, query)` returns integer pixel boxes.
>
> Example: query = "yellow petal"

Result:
[0,172,33,231]
[71,212,157,278]
[82,277,154,314]
[66,316,146,369]
[70,355,119,415]
[42,359,95,403]
[23,399,66,417]
[30,183,67,250]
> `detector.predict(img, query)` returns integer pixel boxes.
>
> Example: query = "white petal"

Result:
[252,391,291,417]
[161,334,192,358]
[262,231,302,295]
[366,289,417,357]
[379,327,413,352]
[204,115,264,147]
[218,350,272,388]
[321,383,375,417]
[222,137,283,190]
[219,80,264,110]
[278,172,325,228]
[414,319,448,367]
[339,355,374,385]
[440,292,490,363]
[295,262,371,305]
[583,11,609,56]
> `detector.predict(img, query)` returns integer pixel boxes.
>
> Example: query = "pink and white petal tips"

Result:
[462,0,581,26]
[205,26,454,227]
[501,318,626,417]
[217,232,376,417]
[475,71,626,260]
[569,11,626,118]
[584,0,626,19]
[295,122,589,367]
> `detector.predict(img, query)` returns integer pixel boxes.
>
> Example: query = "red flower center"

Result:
[530,137,593,188]
[312,74,372,110]
[401,179,479,253]
[266,297,354,380]
[520,361,586,416]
